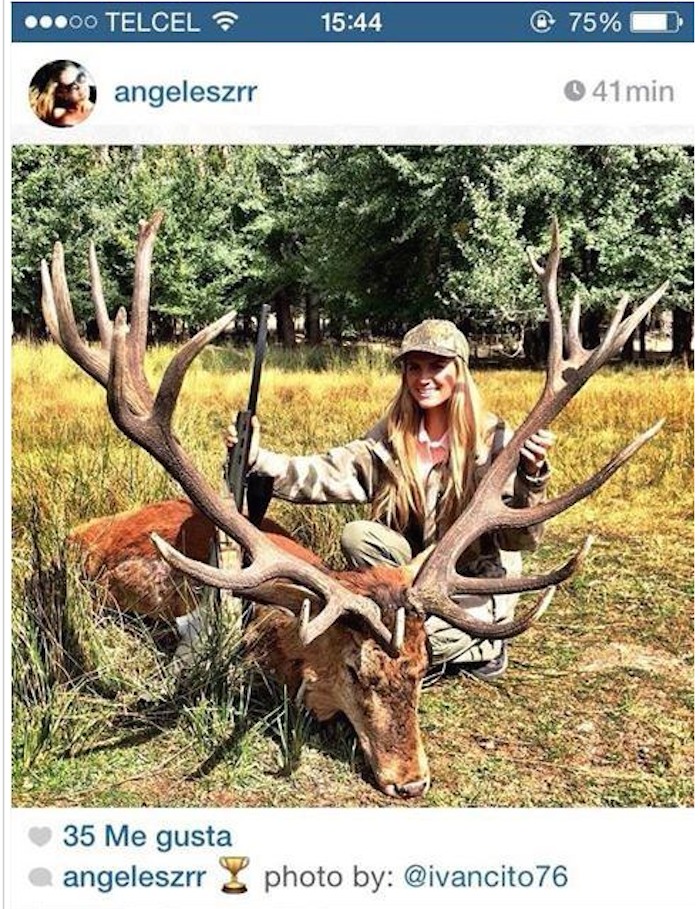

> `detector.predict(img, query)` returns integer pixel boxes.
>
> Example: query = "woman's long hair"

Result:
[370,357,490,533]
[29,80,57,121]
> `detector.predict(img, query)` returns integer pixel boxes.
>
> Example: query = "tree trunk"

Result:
[274,289,297,348]
[523,322,549,366]
[671,306,693,365]
[582,310,603,349]
[328,312,344,342]
[622,331,635,362]
[622,317,653,363]
[305,291,322,345]
[638,317,647,361]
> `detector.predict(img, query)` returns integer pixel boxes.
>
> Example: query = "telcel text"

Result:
[105,11,201,33]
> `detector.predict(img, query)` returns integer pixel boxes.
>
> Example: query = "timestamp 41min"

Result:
[592,79,675,103]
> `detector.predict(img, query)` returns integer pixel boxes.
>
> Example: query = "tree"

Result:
[12,145,693,358]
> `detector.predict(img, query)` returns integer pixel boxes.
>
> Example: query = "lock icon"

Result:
[531,10,555,33]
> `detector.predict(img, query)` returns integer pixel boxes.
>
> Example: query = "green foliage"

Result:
[12,145,693,340]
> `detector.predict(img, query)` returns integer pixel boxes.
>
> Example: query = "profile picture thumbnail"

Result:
[29,60,96,128]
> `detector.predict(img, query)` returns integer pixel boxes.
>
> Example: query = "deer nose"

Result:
[395,777,430,799]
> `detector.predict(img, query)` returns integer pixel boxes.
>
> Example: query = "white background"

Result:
[10,42,695,144]
[11,807,700,908]
[3,3,697,909]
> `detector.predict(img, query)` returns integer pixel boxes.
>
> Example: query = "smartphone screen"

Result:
[4,2,696,907]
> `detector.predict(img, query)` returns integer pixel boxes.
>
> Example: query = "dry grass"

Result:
[11,341,694,807]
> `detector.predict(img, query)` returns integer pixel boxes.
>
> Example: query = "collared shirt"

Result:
[415,420,449,482]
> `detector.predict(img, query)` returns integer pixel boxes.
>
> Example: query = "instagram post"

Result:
[3,3,696,908]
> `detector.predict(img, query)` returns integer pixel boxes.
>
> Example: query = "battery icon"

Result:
[629,11,684,32]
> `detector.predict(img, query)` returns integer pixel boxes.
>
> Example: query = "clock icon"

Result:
[564,80,587,101]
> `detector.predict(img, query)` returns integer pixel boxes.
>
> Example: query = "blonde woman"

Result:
[233,320,554,680]
[29,62,94,127]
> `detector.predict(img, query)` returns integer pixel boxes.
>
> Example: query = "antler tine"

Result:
[88,240,113,351]
[42,243,111,387]
[129,213,163,356]
[40,258,61,346]
[391,606,406,651]
[407,584,557,641]
[446,535,594,598]
[108,308,150,426]
[567,292,585,361]
[541,218,563,386]
[298,599,394,648]
[153,309,238,425]
[298,601,345,645]
[490,419,665,534]
[294,597,396,648]
[299,598,312,639]
[591,282,669,372]
[124,213,164,407]
[601,292,630,355]
[527,221,563,378]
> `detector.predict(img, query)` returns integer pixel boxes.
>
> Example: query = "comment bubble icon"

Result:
[29,868,53,887]
[28,827,53,846]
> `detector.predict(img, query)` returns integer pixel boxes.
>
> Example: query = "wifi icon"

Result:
[212,10,239,32]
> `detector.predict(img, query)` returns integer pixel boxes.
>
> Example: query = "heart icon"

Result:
[28,827,52,846]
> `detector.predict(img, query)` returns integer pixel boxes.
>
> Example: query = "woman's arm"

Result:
[251,437,380,505]
[226,415,386,505]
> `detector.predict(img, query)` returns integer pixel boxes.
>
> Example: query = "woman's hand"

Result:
[519,429,555,476]
[224,414,261,468]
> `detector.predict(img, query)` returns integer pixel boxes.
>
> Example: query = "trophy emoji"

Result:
[220,856,250,894]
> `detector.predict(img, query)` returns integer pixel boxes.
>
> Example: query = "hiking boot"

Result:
[463,644,508,681]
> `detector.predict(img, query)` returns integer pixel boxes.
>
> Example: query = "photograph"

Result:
[11,143,693,808]
[28,60,97,128]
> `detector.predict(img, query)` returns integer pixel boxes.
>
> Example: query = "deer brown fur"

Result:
[70,498,431,798]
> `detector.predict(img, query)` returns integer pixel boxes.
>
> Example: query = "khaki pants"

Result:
[340,520,521,667]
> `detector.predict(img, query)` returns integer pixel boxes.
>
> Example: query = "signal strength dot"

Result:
[212,10,240,32]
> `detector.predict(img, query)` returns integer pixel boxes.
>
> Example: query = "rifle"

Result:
[225,303,273,526]
[200,304,272,626]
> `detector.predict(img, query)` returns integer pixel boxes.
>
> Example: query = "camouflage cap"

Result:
[395,319,470,364]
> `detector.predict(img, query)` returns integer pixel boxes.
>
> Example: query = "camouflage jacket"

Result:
[251,416,549,572]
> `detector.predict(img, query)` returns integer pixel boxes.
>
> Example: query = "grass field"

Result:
[11,341,694,807]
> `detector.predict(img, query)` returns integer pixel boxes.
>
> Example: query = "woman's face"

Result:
[54,65,89,107]
[404,354,458,411]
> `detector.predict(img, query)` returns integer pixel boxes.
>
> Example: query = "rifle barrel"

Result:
[247,303,271,413]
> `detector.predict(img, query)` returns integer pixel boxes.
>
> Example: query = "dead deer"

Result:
[41,213,666,798]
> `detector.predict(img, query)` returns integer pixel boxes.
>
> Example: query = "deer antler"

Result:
[43,215,667,648]
[410,219,666,632]
[41,213,401,651]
